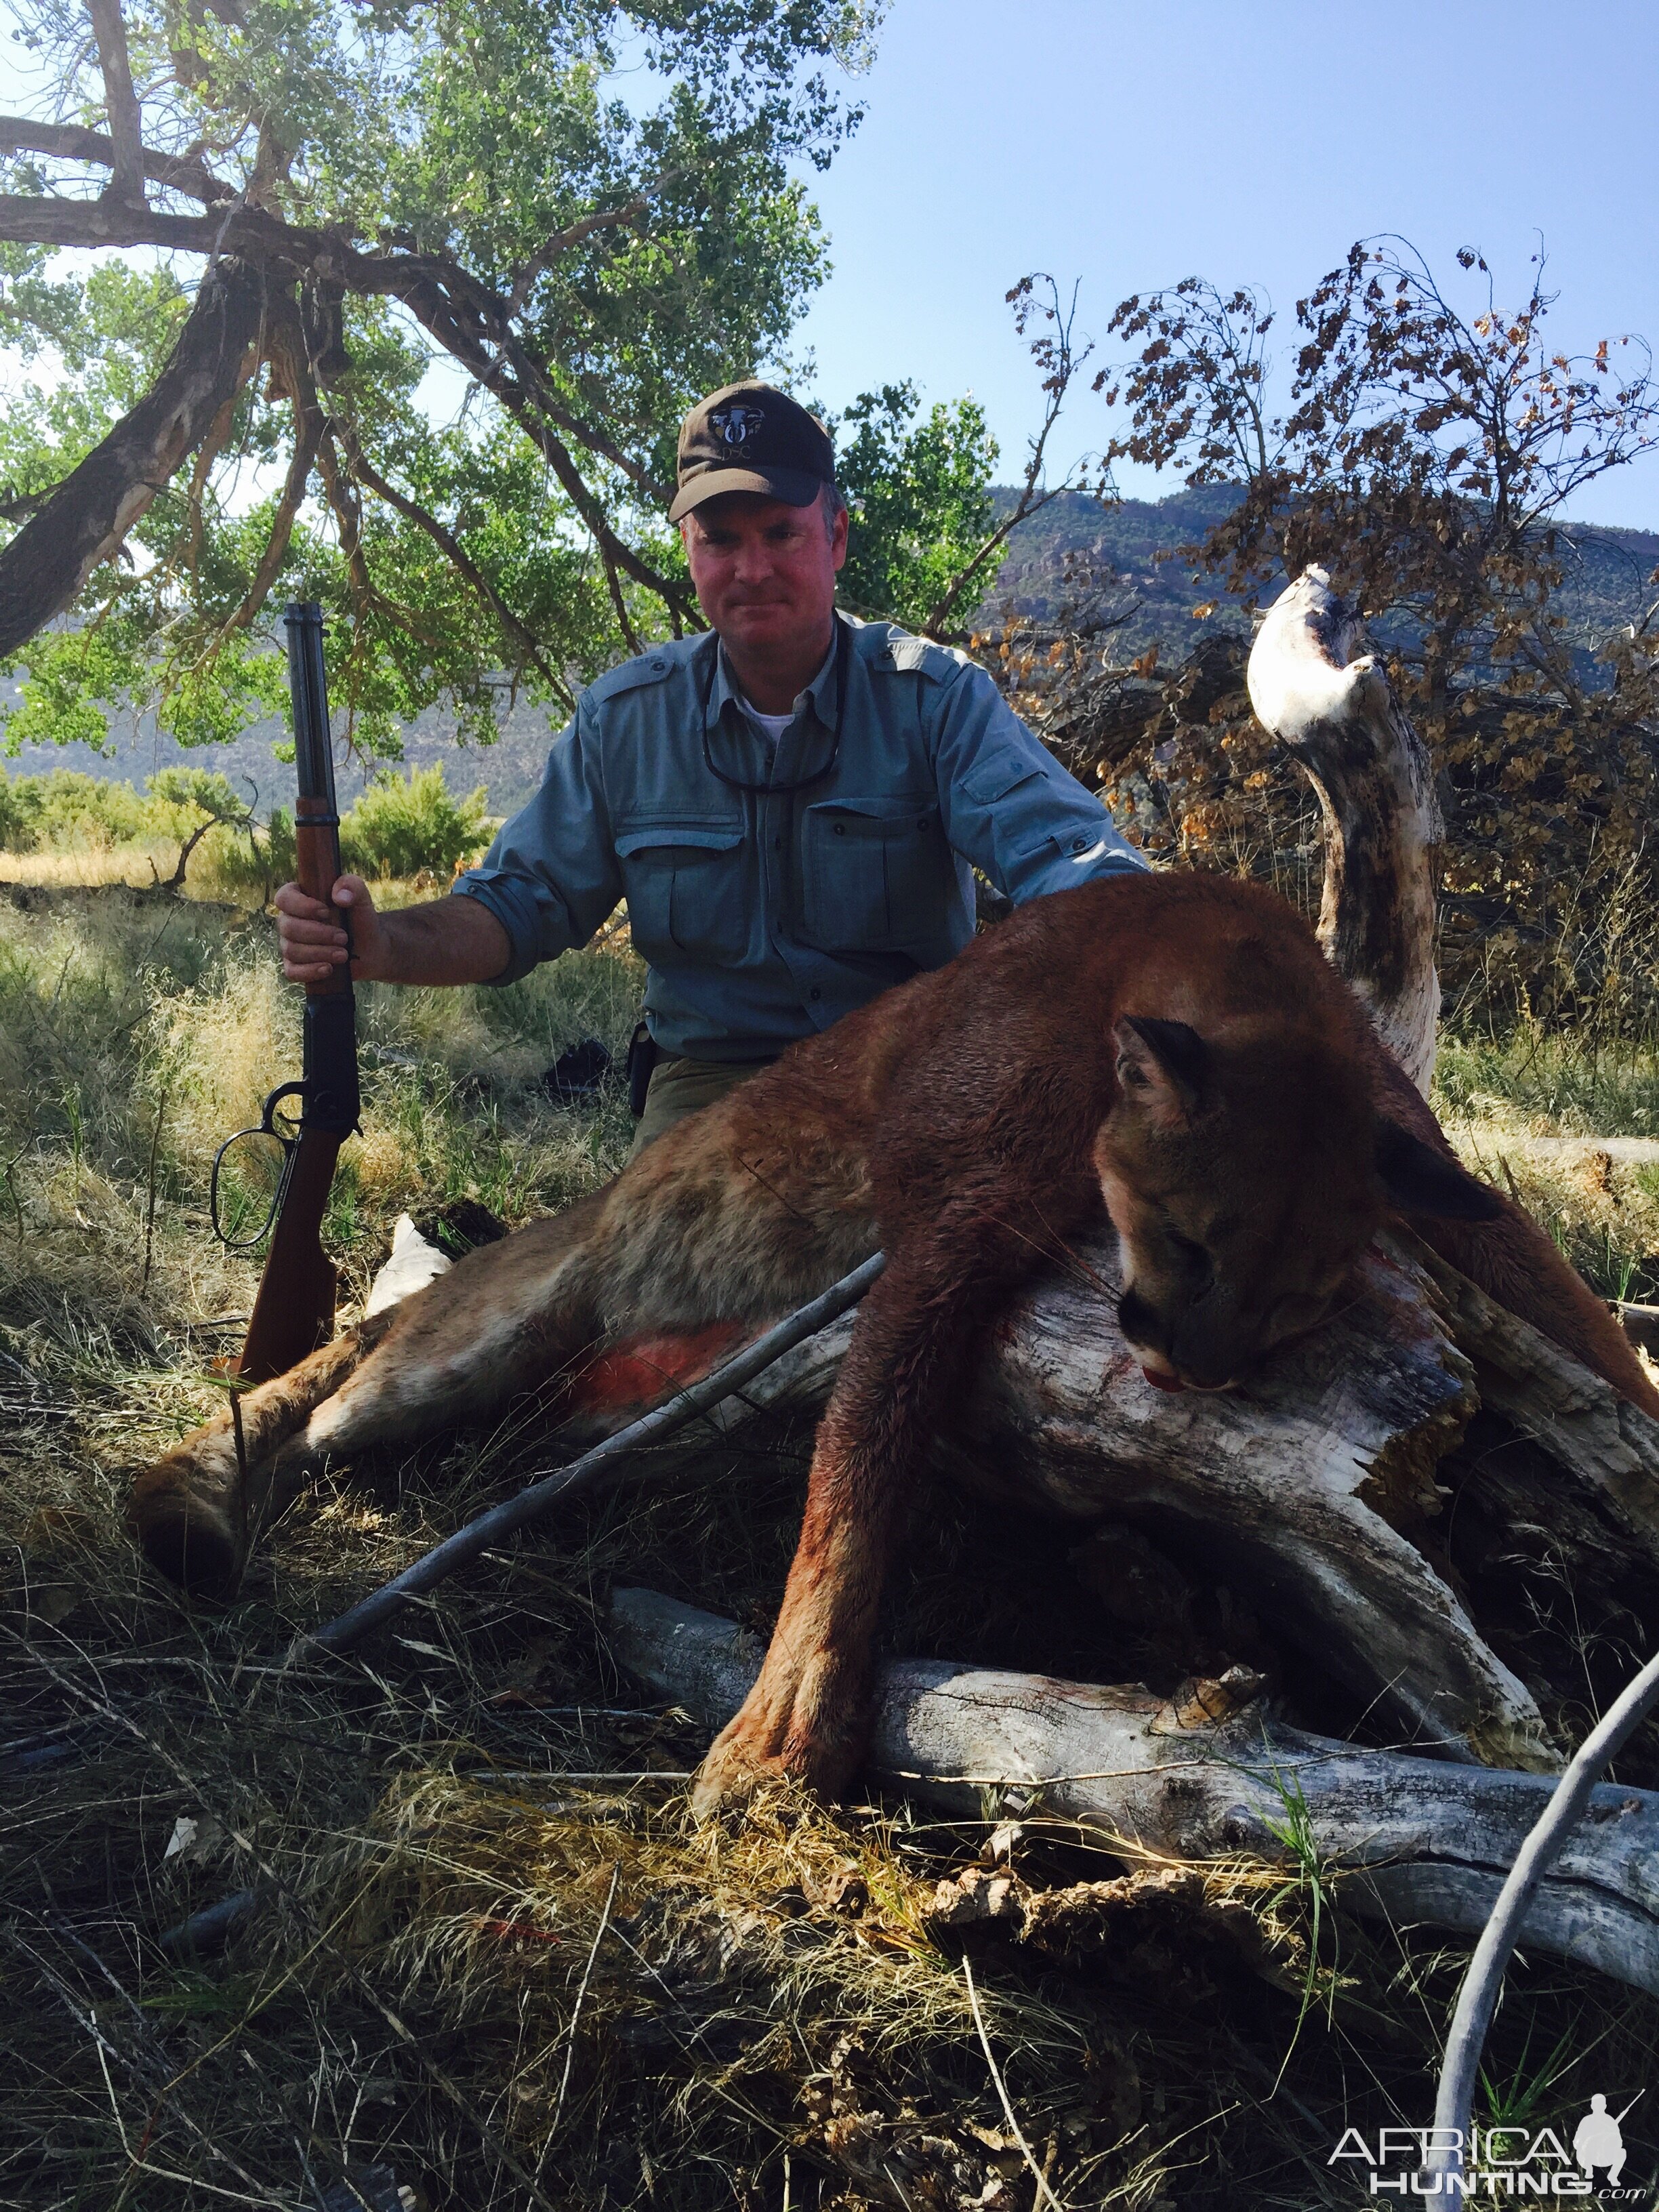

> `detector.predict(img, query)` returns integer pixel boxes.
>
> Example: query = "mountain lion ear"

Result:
[1114,1017,1208,1126]
[1374,1120,1503,1221]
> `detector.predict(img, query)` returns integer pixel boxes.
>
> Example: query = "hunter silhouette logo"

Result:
[1574,2096,1635,2189]
[710,401,766,447]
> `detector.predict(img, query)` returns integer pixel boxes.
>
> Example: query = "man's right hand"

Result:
[275,874,388,983]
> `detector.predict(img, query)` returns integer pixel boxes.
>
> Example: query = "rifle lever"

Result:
[209,1081,306,1249]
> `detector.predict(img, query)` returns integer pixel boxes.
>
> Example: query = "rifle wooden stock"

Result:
[236,605,359,1385]
[237,1128,342,1382]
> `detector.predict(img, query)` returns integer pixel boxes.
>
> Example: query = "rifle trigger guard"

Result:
[209,1082,306,1250]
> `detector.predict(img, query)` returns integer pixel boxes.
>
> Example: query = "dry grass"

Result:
[6,883,1659,2210]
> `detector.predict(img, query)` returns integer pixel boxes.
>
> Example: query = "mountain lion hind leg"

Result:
[127,1063,877,1600]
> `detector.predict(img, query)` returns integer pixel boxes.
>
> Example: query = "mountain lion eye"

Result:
[1168,1233,1212,1282]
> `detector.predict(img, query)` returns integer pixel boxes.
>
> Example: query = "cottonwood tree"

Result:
[0,0,881,758]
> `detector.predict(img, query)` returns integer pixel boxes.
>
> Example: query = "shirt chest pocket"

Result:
[616,820,748,963]
[800,796,945,952]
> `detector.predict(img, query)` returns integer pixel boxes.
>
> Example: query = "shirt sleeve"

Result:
[928,661,1147,901]
[450,702,623,986]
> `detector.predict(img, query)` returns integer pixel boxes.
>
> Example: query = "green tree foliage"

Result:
[0,0,883,760]
[836,382,1000,628]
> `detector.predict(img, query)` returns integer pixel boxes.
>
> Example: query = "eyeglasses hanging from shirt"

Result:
[699,619,849,798]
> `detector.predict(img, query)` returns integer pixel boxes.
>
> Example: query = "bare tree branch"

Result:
[183,342,262,571]
[505,194,646,316]
[0,255,264,657]
[314,425,462,689]
[602,546,642,657]
[218,310,321,632]
[0,115,234,201]
[0,191,218,249]
[0,188,694,630]
[85,0,146,209]
[922,274,1095,639]
[0,483,58,524]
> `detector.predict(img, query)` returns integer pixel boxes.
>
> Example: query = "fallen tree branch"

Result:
[292,1254,886,1660]
[610,1586,1659,1999]
[560,1228,1555,1770]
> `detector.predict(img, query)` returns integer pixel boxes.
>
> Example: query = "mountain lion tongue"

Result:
[1143,1366,1186,1395]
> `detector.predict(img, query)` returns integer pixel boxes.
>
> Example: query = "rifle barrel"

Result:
[237,606,359,1382]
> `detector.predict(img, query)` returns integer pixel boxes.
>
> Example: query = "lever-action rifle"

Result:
[210,602,359,1383]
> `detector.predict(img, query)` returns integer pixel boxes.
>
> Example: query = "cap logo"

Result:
[710,401,766,448]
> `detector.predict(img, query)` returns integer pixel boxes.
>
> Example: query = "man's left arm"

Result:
[929,659,1147,899]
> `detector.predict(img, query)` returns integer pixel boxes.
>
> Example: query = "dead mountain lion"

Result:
[128,871,1659,1816]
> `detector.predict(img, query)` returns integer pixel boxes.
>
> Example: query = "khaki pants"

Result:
[627,1053,773,1160]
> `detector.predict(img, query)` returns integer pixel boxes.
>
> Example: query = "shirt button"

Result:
[809,987,822,1002]
[1071,836,1088,851]
[773,836,782,851]
[651,658,666,671]
[834,822,846,836]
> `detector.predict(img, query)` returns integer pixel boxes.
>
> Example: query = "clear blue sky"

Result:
[792,0,1659,528]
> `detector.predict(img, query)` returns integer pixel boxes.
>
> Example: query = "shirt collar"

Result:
[704,614,846,731]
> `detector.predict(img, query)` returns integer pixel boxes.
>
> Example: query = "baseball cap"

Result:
[669,380,836,523]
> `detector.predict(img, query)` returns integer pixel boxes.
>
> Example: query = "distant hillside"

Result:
[0,680,566,823]
[981,483,1659,665]
[4,483,1655,816]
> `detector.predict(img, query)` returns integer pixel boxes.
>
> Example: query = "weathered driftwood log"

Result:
[682,1248,1659,1797]
[610,1586,1659,1998]
[569,1210,1659,1776]
[1247,565,1443,1092]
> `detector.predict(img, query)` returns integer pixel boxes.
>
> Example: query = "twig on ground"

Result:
[962,1952,1069,2212]
[549,1859,621,2138]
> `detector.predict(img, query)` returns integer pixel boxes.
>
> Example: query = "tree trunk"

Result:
[610,1586,1659,1999]
[1246,565,1443,1092]
[0,255,264,657]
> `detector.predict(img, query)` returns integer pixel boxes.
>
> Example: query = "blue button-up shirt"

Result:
[453,613,1147,1062]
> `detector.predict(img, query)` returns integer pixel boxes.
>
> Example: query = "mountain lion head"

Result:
[1095,1012,1498,1392]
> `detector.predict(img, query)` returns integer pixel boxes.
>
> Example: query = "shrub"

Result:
[199,805,295,902]
[24,769,152,849]
[340,766,492,880]
[0,767,43,852]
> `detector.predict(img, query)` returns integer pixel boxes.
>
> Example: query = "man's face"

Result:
[681,491,848,658]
